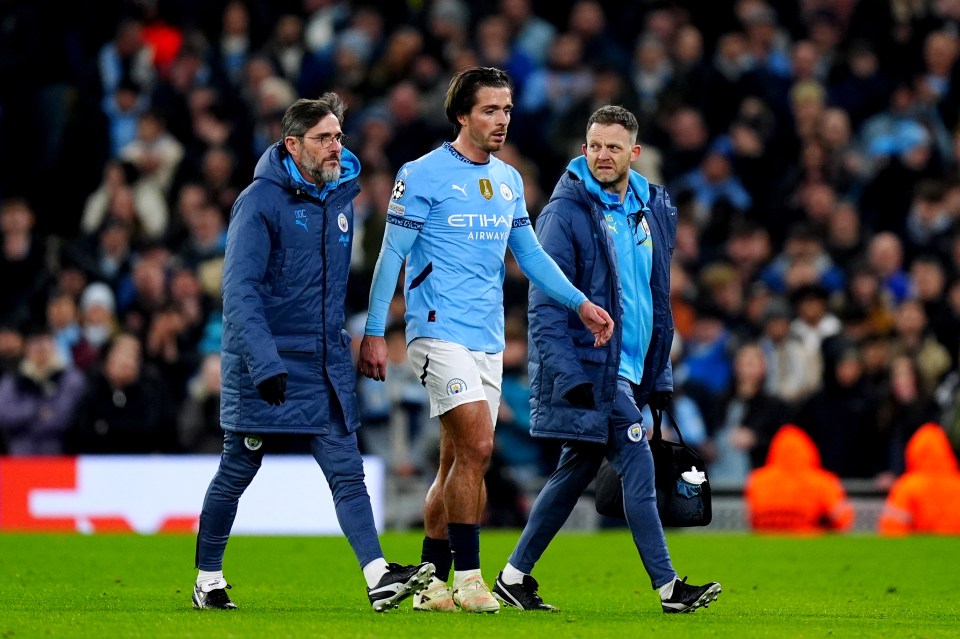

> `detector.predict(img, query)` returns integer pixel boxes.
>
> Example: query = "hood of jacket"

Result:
[565,155,650,208]
[765,424,821,471]
[905,422,958,473]
[252,141,361,195]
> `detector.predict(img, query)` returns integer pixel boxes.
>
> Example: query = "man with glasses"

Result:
[192,94,434,612]
[491,105,722,613]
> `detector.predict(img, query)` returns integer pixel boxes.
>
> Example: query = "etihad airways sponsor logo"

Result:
[447,213,511,228]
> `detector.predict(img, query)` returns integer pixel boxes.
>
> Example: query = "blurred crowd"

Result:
[5,0,960,516]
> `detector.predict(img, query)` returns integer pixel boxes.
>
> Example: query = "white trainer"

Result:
[413,577,457,612]
[452,574,500,613]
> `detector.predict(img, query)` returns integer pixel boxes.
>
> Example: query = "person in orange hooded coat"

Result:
[878,423,960,535]
[745,424,854,532]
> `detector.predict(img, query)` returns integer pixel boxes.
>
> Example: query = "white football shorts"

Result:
[406,337,502,427]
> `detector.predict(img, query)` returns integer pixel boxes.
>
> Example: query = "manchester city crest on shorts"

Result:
[338,212,349,232]
[446,378,467,396]
[499,182,514,201]
[244,435,263,451]
[627,423,643,443]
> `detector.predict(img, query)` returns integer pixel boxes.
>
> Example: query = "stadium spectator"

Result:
[659,106,709,185]
[174,201,227,271]
[0,198,50,329]
[192,94,433,612]
[81,160,168,242]
[889,298,952,392]
[212,1,255,89]
[878,423,960,535]
[98,18,155,98]
[876,355,940,481]
[709,342,789,484]
[499,0,556,67]
[65,332,172,454]
[745,424,854,533]
[788,283,840,392]
[474,14,536,100]
[492,105,719,614]
[515,32,594,159]
[0,326,87,455]
[567,1,630,74]
[672,136,753,227]
[759,224,845,295]
[680,301,734,407]
[358,67,613,613]
[118,108,185,202]
[101,79,150,159]
[795,339,880,479]
[68,282,118,373]
[45,292,82,367]
[824,201,866,267]
[757,296,813,403]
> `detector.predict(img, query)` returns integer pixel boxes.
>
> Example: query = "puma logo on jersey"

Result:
[451,183,467,197]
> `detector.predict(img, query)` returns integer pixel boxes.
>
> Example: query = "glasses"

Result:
[628,210,648,246]
[301,133,347,148]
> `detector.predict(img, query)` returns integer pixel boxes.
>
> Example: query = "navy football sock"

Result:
[421,536,453,582]
[447,523,481,572]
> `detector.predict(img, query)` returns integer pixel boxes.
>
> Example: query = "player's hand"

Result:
[647,390,672,411]
[256,373,287,406]
[563,382,595,408]
[577,301,614,347]
[357,335,388,381]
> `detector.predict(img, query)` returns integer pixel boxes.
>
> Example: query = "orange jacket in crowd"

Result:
[745,424,854,533]
[878,423,960,535]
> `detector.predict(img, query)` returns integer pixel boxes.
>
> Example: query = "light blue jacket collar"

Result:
[566,155,650,209]
[283,147,361,201]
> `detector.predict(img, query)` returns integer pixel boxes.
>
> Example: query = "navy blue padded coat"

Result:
[219,142,361,434]
[528,169,676,444]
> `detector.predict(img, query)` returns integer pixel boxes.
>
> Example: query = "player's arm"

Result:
[358,173,426,381]
[508,215,614,347]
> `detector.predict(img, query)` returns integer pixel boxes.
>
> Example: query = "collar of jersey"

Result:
[444,141,488,165]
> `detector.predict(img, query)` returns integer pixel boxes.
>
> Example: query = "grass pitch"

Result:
[1,530,957,638]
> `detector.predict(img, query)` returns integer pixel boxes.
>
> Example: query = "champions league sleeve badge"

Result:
[391,179,406,200]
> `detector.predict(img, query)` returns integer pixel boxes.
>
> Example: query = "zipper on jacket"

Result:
[295,187,328,363]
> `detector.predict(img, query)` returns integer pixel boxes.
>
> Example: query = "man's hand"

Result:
[357,335,388,381]
[577,301,614,347]
[647,390,672,411]
[563,382,595,408]
[256,373,287,406]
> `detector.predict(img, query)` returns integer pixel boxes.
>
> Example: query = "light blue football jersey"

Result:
[387,143,529,352]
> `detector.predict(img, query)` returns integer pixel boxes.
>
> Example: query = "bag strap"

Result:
[651,406,686,445]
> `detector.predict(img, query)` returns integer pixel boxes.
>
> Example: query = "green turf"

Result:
[1,530,957,638]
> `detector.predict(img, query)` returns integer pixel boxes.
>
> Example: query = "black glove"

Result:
[647,390,673,411]
[563,382,595,408]
[257,373,287,406]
